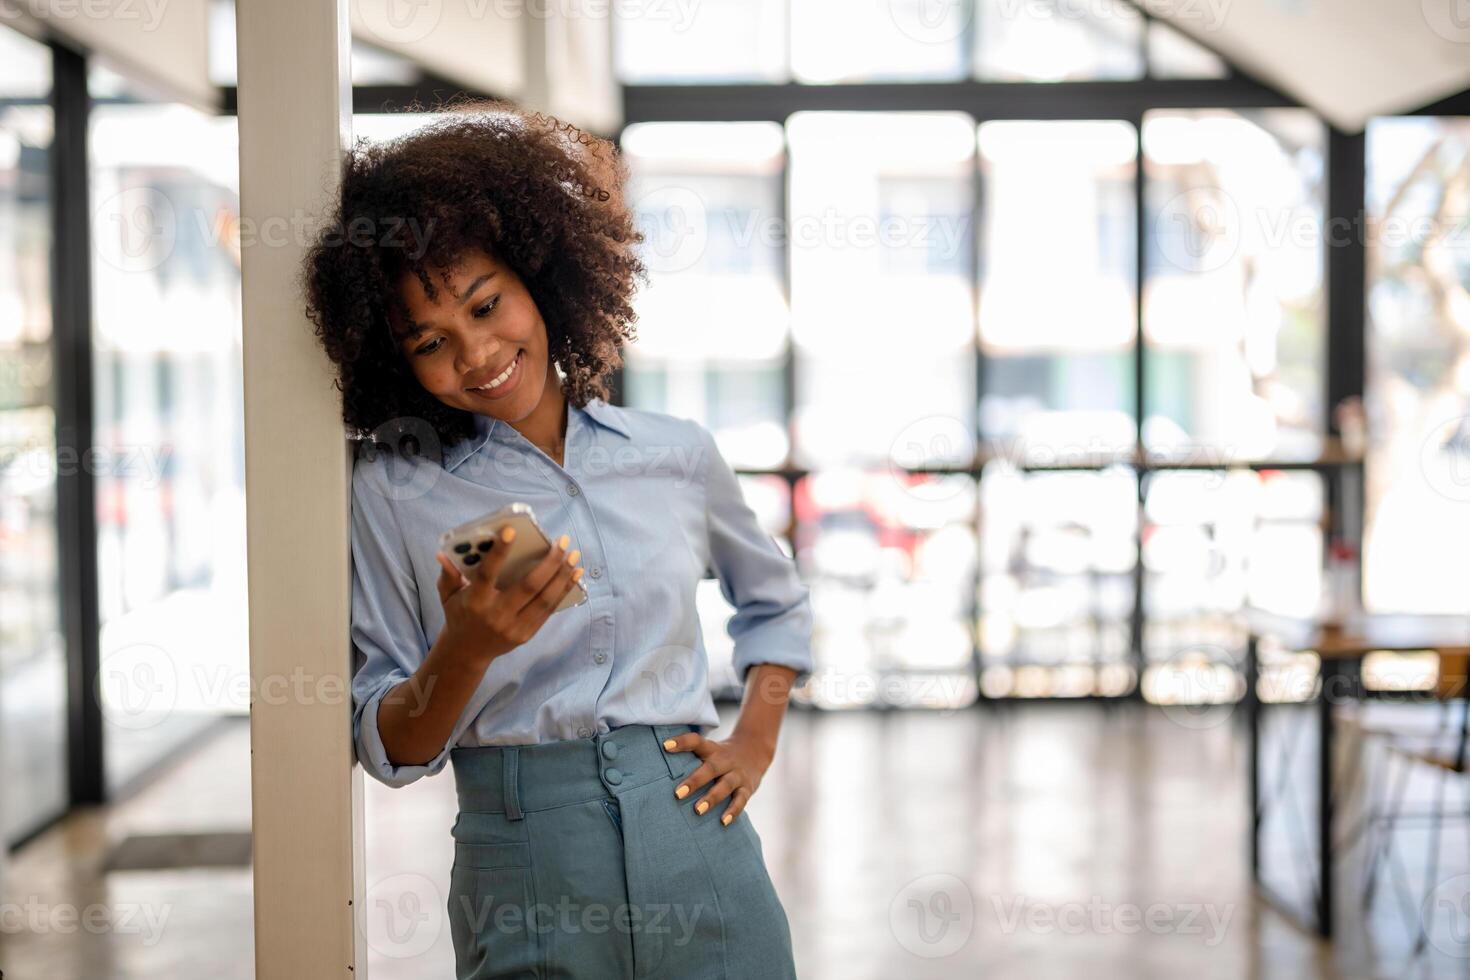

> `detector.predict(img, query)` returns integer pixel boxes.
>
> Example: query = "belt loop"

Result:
[503,747,523,821]
[657,724,689,781]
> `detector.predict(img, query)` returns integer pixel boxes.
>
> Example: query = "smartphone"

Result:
[439,503,588,613]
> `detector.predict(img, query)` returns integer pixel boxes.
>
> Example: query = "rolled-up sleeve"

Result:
[695,422,814,687]
[349,453,454,788]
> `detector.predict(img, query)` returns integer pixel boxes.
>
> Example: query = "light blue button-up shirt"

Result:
[348,396,813,788]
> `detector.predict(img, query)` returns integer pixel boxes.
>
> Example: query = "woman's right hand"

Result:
[434,527,584,665]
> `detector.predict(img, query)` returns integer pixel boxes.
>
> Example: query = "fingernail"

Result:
[566,549,581,566]
[722,814,733,826]
[675,785,689,799]
[572,568,585,582]
[662,738,676,750]
[695,801,709,815]
[558,534,570,549]
[501,527,516,543]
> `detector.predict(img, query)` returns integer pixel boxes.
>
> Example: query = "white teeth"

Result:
[471,354,518,391]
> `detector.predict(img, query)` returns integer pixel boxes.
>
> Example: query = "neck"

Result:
[509,359,568,463]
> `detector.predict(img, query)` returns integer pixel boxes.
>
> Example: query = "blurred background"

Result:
[4,0,1470,976]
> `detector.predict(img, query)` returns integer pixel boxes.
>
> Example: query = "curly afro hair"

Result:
[302,98,646,454]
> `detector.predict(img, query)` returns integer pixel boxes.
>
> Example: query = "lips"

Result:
[465,349,524,401]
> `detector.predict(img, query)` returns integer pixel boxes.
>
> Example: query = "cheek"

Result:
[408,356,456,393]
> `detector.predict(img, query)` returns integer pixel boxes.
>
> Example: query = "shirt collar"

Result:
[441,396,632,472]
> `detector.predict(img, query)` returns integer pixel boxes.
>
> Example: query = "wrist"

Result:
[430,629,497,677]
[730,727,778,766]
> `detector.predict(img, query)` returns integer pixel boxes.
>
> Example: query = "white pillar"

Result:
[235,1,364,975]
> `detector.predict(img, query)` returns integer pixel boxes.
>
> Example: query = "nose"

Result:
[456,338,505,377]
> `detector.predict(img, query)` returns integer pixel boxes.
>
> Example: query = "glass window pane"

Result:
[1138,469,1321,705]
[89,74,247,792]
[621,122,789,467]
[979,120,1137,454]
[0,22,62,845]
[614,0,788,83]
[791,0,971,83]
[788,112,975,468]
[978,464,1137,698]
[975,0,1143,81]
[1142,109,1326,462]
[795,469,978,709]
[1147,21,1227,80]
[1364,117,1470,613]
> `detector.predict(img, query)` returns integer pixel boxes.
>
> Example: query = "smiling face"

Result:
[393,248,555,426]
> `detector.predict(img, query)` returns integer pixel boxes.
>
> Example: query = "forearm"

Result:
[731,662,797,761]
[375,635,492,767]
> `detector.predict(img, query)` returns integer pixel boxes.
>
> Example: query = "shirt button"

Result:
[577,727,592,738]
[601,741,618,761]
[604,767,623,785]
[567,484,580,496]
[590,567,602,579]
[594,652,607,664]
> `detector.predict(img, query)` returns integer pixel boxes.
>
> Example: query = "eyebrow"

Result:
[400,271,499,341]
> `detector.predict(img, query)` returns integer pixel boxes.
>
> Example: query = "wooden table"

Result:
[1244,608,1470,938]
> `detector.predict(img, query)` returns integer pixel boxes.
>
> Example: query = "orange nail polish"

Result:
[722,814,733,826]
[695,801,708,815]
[501,527,516,543]
[675,785,689,799]
[662,739,676,750]
[558,534,570,549]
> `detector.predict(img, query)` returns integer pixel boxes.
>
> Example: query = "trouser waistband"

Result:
[449,723,700,819]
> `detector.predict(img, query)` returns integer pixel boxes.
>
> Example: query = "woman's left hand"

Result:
[662,731,775,827]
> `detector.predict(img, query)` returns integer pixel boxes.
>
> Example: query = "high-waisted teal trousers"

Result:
[446,722,799,979]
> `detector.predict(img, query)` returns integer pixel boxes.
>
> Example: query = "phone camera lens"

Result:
[465,554,481,565]
[453,542,472,554]
[476,539,493,552]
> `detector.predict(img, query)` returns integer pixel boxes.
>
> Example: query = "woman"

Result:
[302,101,811,979]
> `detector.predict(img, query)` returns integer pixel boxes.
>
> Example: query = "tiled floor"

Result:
[2,701,1463,978]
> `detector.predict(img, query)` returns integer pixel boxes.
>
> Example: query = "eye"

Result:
[414,337,443,356]
[474,296,500,318]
